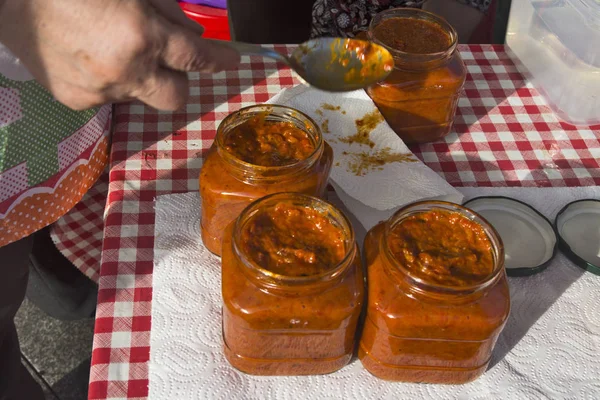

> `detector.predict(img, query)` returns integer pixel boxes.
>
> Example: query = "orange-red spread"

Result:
[223,115,315,167]
[373,18,451,54]
[367,10,466,144]
[221,195,364,375]
[240,202,345,277]
[199,105,332,256]
[387,210,494,287]
[359,203,510,384]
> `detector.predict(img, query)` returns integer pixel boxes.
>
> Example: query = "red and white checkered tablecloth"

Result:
[50,170,108,283]
[86,44,600,399]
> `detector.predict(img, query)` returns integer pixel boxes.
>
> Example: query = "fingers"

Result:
[153,13,240,73]
[135,67,190,111]
[163,35,240,73]
[49,70,186,112]
[50,81,107,111]
[148,0,205,36]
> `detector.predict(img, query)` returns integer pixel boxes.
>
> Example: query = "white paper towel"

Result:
[150,187,600,400]
[267,85,463,216]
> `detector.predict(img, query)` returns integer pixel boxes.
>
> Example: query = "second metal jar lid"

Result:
[554,199,600,277]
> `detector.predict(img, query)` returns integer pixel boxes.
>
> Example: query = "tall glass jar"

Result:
[359,201,510,384]
[221,193,364,375]
[199,105,333,256]
[366,9,467,144]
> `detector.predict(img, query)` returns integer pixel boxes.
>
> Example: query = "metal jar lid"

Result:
[554,199,600,276]
[464,196,558,277]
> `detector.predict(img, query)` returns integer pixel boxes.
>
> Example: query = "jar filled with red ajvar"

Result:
[366,9,467,144]
[221,193,364,375]
[359,201,510,384]
[199,105,333,256]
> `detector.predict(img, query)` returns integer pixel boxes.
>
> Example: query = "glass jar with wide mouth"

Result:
[359,201,510,384]
[199,105,333,256]
[366,8,466,144]
[221,193,364,375]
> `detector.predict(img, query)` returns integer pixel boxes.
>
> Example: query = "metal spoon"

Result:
[223,38,394,92]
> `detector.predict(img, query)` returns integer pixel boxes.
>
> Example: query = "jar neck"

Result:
[387,49,455,72]
[215,105,323,185]
[231,193,357,297]
[380,244,503,304]
[235,243,358,297]
[367,9,458,72]
[379,201,505,304]
[217,143,324,185]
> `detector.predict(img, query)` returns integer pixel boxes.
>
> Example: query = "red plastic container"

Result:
[178,3,231,41]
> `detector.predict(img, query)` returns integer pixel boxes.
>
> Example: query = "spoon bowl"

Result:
[222,38,394,92]
[289,38,394,92]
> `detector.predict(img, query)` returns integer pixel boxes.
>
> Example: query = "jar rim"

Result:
[367,8,458,61]
[382,200,505,294]
[215,104,323,175]
[232,192,356,287]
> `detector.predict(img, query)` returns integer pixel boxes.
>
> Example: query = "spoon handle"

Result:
[222,41,290,66]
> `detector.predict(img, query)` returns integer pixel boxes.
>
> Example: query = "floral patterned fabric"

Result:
[311,0,492,38]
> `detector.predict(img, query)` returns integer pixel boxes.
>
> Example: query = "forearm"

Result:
[0,0,9,40]
[423,0,484,43]
[0,0,25,46]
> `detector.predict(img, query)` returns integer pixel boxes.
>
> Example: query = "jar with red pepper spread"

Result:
[366,9,466,144]
[221,193,364,375]
[199,105,333,256]
[359,201,510,384]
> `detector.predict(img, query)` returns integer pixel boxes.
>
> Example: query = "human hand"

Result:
[0,0,239,110]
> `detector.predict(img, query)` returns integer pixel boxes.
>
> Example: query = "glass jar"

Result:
[221,193,364,375]
[199,105,333,256]
[359,201,510,384]
[366,9,467,144]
